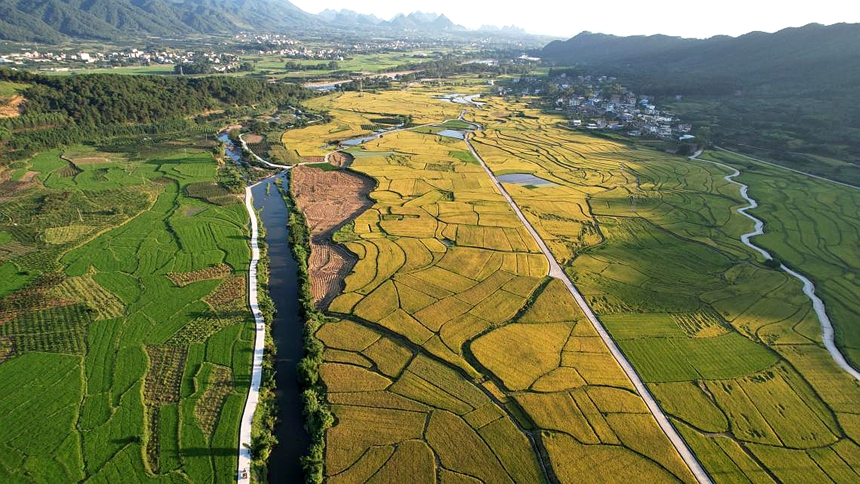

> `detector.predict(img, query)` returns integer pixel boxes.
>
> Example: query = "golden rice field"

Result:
[283,89,465,157]
[469,97,860,483]
[303,89,699,483]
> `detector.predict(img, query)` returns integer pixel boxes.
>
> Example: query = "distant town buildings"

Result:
[502,73,695,140]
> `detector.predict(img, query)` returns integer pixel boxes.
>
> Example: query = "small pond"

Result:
[437,129,466,139]
[497,173,558,187]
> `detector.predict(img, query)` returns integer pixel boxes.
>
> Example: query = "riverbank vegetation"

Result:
[279,176,332,484]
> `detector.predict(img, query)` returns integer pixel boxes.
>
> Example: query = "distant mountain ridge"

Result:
[314,10,475,32]
[540,23,860,92]
[0,1,528,43]
[0,0,318,42]
[542,23,860,179]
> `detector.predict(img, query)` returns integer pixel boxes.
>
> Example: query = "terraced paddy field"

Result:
[0,142,254,482]
[469,98,860,483]
[284,91,698,483]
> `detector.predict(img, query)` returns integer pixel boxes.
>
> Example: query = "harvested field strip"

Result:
[195,364,234,439]
[203,274,245,308]
[48,273,125,320]
[144,345,188,406]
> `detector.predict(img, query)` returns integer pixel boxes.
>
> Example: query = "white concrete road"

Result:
[237,185,267,482]
[465,132,714,484]
[693,152,860,382]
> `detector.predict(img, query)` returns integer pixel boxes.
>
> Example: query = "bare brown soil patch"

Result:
[302,156,325,164]
[0,167,39,201]
[0,95,24,118]
[18,171,39,182]
[327,152,354,168]
[291,165,374,309]
[243,134,264,144]
[0,180,34,201]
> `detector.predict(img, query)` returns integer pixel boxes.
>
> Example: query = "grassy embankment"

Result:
[282,87,698,483]
[0,139,255,483]
[469,97,860,483]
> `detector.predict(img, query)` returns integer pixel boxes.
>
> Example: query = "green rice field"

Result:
[0,141,253,482]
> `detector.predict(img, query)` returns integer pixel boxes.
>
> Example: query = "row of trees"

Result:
[285,61,340,71]
[173,60,255,75]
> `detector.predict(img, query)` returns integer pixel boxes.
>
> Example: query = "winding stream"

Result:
[699,157,860,381]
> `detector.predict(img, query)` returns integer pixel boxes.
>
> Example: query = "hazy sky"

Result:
[290,0,860,38]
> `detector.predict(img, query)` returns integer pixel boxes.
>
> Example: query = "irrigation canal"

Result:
[221,129,308,480]
[251,174,310,481]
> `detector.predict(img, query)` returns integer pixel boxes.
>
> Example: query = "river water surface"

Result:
[251,175,310,481]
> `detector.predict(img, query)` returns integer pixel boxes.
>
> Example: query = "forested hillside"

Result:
[0,0,315,42]
[0,69,311,160]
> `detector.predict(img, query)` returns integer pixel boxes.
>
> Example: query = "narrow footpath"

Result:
[693,152,860,382]
[465,130,714,484]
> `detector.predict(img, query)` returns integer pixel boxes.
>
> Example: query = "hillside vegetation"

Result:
[0,0,315,42]
[541,23,860,182]
[0,69,310,160]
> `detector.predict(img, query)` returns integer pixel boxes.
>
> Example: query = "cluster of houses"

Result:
[235,33,423,60]
[0,48,245,72]
[561,80,693,140]
[503,74,694,141]
[564,95,693,140]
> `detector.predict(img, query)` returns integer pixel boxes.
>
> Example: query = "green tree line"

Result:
[0,69,312,160]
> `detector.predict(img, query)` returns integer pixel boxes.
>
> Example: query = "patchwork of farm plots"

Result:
[0,144,254,482]
[284,95,697,483]
[283,89,465,158]
[469,98,860,483]
[699,149,860,368]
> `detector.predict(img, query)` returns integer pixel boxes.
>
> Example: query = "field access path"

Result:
[714,146,860,191]
[238,141,292,481]
[464,125,714,484]
[692,151,860,382]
